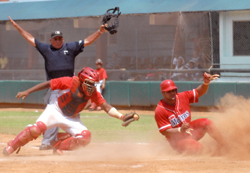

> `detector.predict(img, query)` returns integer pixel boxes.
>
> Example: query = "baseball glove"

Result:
[122,112,140,127]
[102,7,121,34]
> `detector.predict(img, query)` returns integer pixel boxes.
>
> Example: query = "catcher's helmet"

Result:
[78,67,99,96]
[160,80,177,92]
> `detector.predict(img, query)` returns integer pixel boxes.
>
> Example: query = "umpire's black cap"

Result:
[51,31,63,38]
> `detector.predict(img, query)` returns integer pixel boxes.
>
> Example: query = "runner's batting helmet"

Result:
[160,80,177,92]
[78,67,99,96]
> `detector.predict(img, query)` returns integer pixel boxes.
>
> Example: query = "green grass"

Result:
[0,110,211,143]
[82,112,158,142]
[0,111,40,134]
[0,111,158,143]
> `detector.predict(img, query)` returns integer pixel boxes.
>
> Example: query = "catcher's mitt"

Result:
[122,112,140,127]
[102,7,121,34]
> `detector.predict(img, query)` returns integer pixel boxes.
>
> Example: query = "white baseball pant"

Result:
[36,102,88,137]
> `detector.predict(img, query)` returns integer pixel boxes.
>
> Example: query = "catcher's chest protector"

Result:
[58,76,90,116]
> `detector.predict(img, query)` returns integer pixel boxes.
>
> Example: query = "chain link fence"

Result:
[0,11,247,81]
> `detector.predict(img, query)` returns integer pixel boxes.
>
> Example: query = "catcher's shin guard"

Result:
[53,130,91,153]
[3,121,47,156]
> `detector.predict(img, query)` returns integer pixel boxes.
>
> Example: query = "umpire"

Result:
[9,16,106,150]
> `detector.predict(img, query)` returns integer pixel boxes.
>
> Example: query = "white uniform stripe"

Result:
[159,124,171,130]
[157,104,175,114]
[176,96,179,113]
[193,89,196,103]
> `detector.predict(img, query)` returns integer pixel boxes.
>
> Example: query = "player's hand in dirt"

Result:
[203,72,220,85]
[180,122,193,136]
[16,91,29,100]
[180,122,190,132]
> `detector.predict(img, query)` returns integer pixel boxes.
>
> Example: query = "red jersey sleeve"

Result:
[155,104,172,133]
[183,89,199,103]
[50,77,73,91]
[96,68,108,80]
[91,90,106,106]
[102,68,108,80]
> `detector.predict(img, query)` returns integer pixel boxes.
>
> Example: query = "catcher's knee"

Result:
[55,130,91,151]
[21,121,47,143]
[30,121,47,137]
[76,130,91,147]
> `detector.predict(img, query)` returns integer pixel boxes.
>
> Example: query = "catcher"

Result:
[155,72,225,154]
[3,67,139,156]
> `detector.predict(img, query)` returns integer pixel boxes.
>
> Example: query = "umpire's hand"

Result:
[8,16,18,28]
[99,24,108,34]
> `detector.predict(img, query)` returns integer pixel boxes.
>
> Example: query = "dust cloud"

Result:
[63,94,250,161]
[201,93,250,159]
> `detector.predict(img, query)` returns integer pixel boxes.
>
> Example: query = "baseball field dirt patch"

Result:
[1,94,250,173]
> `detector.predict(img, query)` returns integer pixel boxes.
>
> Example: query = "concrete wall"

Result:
[1,80,250,107]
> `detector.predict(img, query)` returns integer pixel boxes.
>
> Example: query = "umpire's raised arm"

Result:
[84,24,107,46]
[196,72,220,98]
[8,16,36,47]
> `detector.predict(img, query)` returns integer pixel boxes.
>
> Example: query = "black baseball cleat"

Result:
[39,144,53,150]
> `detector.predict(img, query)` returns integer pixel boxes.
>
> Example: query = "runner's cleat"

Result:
[53,148,63,155]
[3,146,14,156]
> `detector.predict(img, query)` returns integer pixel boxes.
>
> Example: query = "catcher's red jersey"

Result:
[51,76,105,116]
[155,89,198,133]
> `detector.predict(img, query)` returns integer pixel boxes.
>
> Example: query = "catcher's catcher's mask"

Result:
[102,7,121,35]
[82,79,96,96]
[78,67,99,96]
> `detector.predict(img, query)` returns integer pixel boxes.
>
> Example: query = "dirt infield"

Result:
[2,94,250,173]
[0,133,250,173]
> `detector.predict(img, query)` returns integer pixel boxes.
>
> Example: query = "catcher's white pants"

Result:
[43,89,59,104]
[36,103,88,136]
[95,79,104,94]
